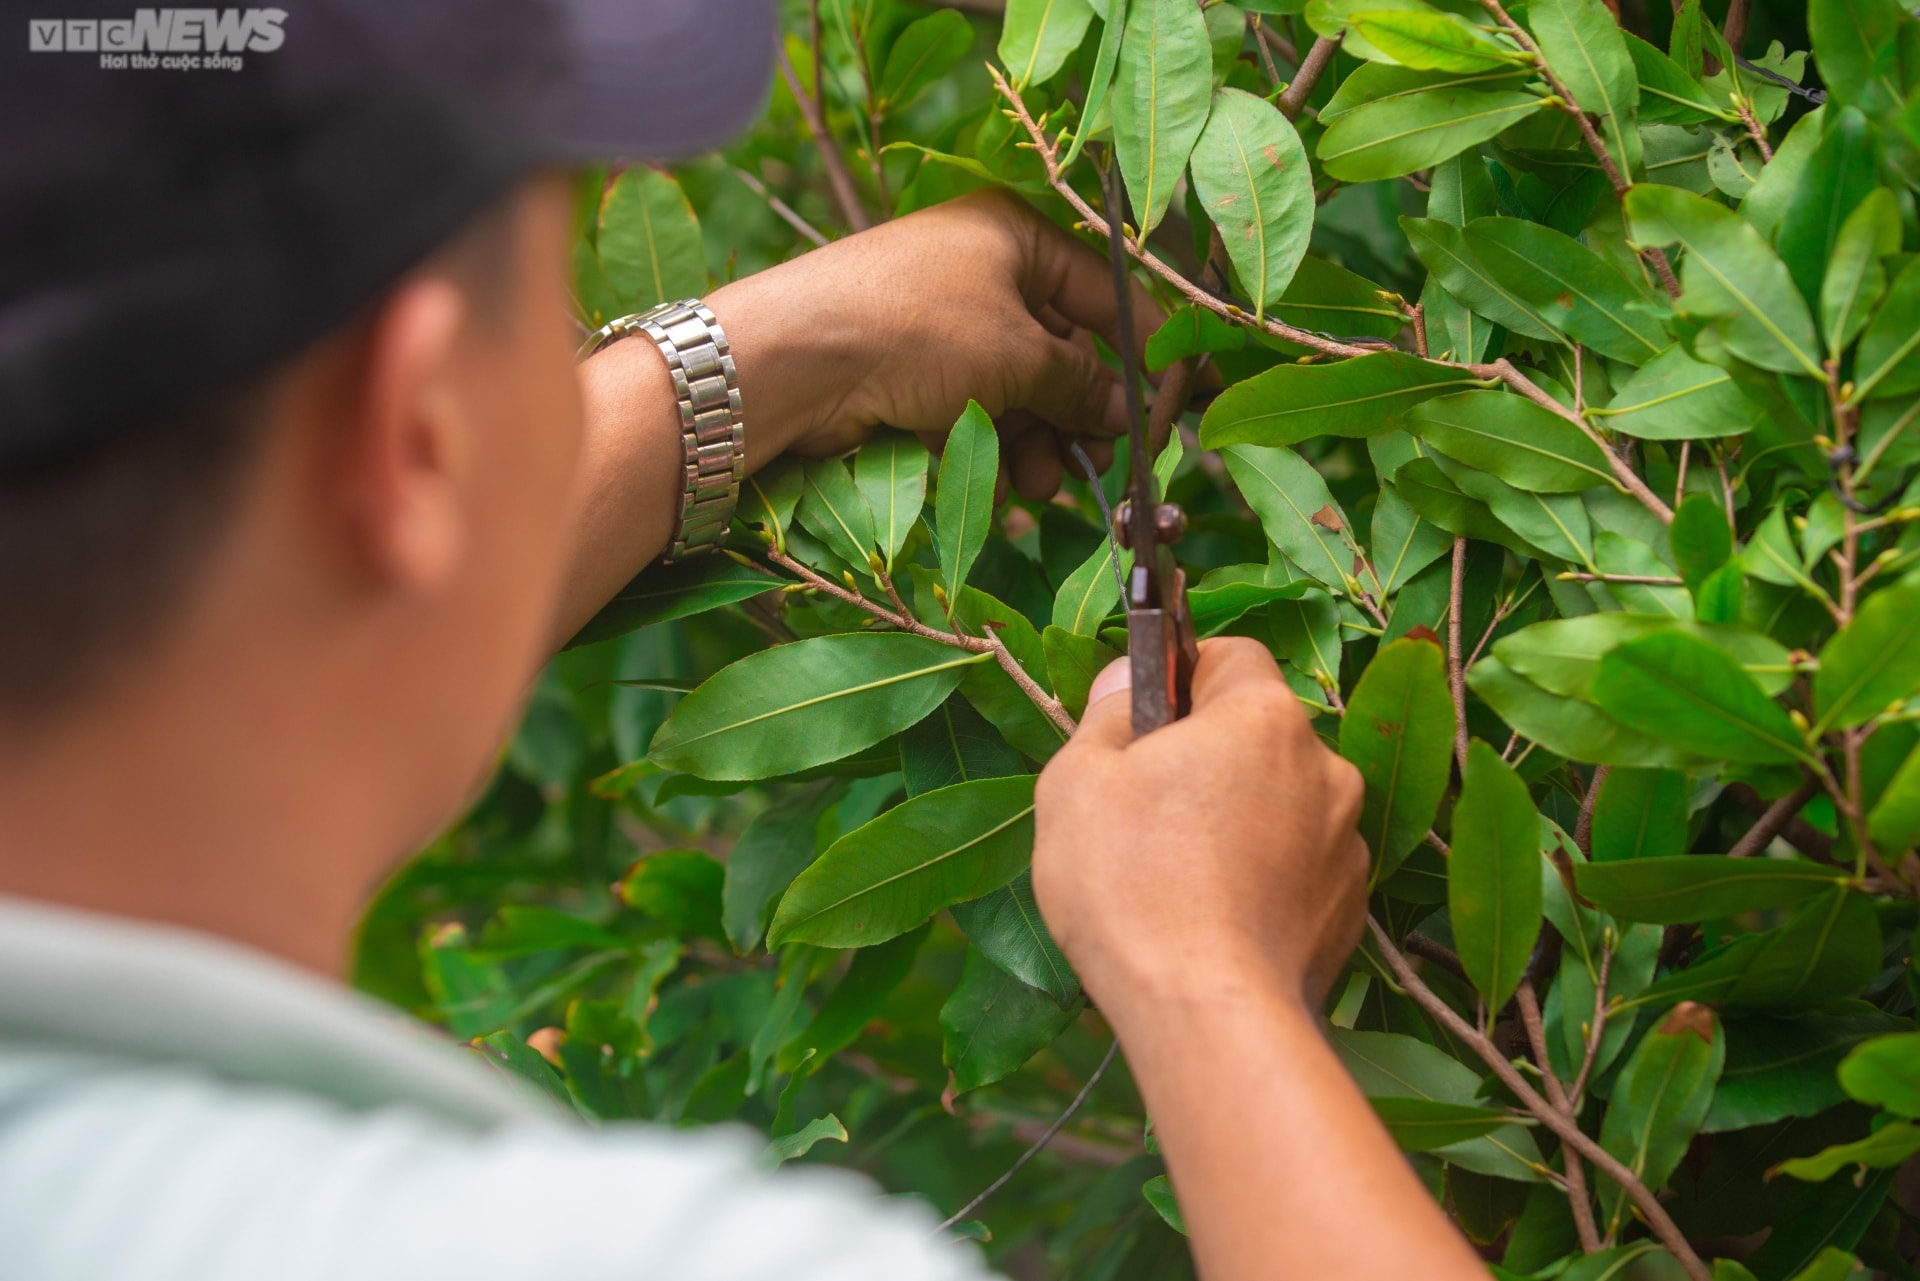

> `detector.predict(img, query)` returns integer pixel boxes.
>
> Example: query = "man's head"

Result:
[0,0,776,969]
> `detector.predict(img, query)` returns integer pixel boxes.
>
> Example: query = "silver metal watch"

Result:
[579,299,744,561]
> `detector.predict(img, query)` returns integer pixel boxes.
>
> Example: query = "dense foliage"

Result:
[354,0,1920,1275]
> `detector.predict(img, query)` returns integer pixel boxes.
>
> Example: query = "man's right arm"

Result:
[1032,639,1486,1280]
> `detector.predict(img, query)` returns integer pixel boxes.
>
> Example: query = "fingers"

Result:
[1026,208,1165,365]
[1009,421,1066,502]
[1069,657,1136,752]
[1010,330,1128,441]
[1186,636,1292,717]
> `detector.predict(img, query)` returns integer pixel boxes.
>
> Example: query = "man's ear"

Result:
[333,276,474,590]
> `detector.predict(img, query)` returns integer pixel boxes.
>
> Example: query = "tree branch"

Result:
[1725,781,1834,862]
[1449,538,1470,771]
[1726,778,1821,858]
[777,44,872,233]
[992,72,1676,527]
[725,163,830,247]
[1278,35,1341,121]
[1367,917,1713,1281]
[1574,765,1610,858]
[937,1039,1120,1232]
[1517,981,1603,1254]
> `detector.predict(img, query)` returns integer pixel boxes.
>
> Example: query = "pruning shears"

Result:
[1098,161,1198,735]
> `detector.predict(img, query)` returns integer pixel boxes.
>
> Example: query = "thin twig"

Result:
[1253,15,1299,68]
[1567,945,1614,1108]
[937,1039,1121,1232]
[777,44,871,232]
[1278,34,1340,121]
[1516,982,1603,1254]
[726,163,830,247]
[1449,538,1470,772]
[1368,917,1713,1281]
[1674,441,1692,510]
[1734,98,1775,162]
[763,548,1077,735]
[1557,572,1686,586]
[1723,0,1752,59]
[1404,931,1471,984]
[1574,765,1610,858]
[1725,782,1836,863]
[1250,15,1289,89]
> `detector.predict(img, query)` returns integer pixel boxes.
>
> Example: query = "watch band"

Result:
[579,299,744,561]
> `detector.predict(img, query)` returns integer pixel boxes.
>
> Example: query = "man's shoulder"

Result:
[0,894,551,1128]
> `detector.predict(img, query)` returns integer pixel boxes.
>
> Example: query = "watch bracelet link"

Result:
[579,299,744,561]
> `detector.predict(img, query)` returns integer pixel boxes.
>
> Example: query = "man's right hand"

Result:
[1032,637,1370,1022]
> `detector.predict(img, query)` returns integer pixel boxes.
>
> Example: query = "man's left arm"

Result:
[549,190,1154,648]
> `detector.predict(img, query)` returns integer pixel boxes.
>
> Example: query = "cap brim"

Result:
[537,0,779,161]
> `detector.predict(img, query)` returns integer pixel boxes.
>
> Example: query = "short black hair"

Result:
[0,192,524,724]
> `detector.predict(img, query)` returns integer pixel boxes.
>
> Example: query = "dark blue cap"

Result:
[0,0,777,469]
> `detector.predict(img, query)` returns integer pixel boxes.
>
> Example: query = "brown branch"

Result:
[726,163,830,247]
[763,548,1076,736]
[1517,982,1603,1254]
[1253,15,1299,68]
[1449,538,1470,771]
[1725,781,1834,862]
[1368,917,1713,1281]
[993,71,1676,526]
[1278,35,1341,121]
[1727,778,1820,858]
[1574,765,1610,858]
[1567,944,1614,1109]
[1723,0,1752,58]
[1734,99,1774,162]
[1405,931,1470,984]
[777,45,871,233]
[1251,16,1290,89]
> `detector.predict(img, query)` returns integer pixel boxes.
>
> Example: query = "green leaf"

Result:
[879,9,973,111]
[1670,491,1733,592]
[951,871,1079,1004]
[723,781,845,953]
[1340,637,1455,880]
[1852,256,1920,401]
[739,457,805,552]
[1528,0,1639,179]
[768,776,1036,948]
[650,633,988,780]
[1408,391,1618,493]
[1142,1174,1187,1234]
[899,692,1025,797]
[1426,151,1498,225]
[596,168,706,310]
[568,557,774,649]
[1348,9,1526,72]
[618,849,726,941]
[798,459,878,574]
[1200,352,1486,449]
[1329,1028,1547,1180]
[1063,0,1127,168]
[854,431,929,572]
[1574,855,1850,924]
[1816,577,1920,732]
[1595,344,1758,440]
[1221,444,1357,592]
[1725,888,1882,1012]
[1052,540,1131,635]
[1394,457,1543,557]
[1449,741,1544,1014]
[762,1114,849,1166]
[1741,107,1826,242]
[1190,87,1315,319]
[1322,63,1532,125]
[1706,1005,1907,1132]
[1401,216,1558,341]
[1462,217,1668,362]
[778,925,928,1072]
[1772,1121,1920,1182]
[1592,768,1690,861]
[1275,256,1411,340]
[1187,576,1315,636]
[1043,626,1123,718]
[998,0,1093,88]
[1469,654,1694,768]
[1626,32,1734,125]
[1320,86,1545,182]
[1820,188,1900,357]
[936,401,999,605]
[1597,1002,1724,1232]
[1591,631,1807,764]
[1371,484,1453,592]
[1868,742,1920,852]
[1369,1097,1516,1151]
[1839,1031,1920,1117]
[1113,0,1213,238]
[941,946,1081,1094]
[474,1031,576,1111]
[1808,0,1905,119]
[1623,184,1824,379]
[1775,108,1879,310]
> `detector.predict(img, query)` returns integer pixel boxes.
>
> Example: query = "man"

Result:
[0,0,1485,1276]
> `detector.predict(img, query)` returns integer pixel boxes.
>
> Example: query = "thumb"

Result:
[1070,657,1135,751]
